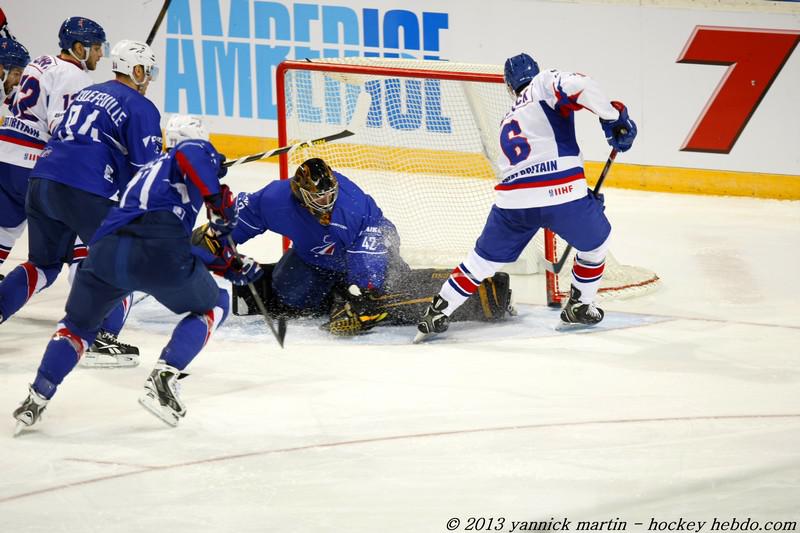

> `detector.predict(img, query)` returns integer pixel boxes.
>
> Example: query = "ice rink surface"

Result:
[0,166,798,532]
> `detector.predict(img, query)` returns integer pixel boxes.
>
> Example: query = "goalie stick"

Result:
[223,90,370,168]
[226,236,286,348]
[223,130,355,168]
[542,148,618,275]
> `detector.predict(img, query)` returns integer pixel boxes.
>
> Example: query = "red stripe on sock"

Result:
[450,266,479,294]
[53,326,86,359]
[21,262,39,301]
[572,261,605,279]
[202,309,215,346]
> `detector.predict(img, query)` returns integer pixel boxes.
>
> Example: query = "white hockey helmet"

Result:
[165,114,209,149]
[110,39,158,85]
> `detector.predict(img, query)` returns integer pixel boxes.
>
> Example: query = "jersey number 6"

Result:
[500,120,531,165]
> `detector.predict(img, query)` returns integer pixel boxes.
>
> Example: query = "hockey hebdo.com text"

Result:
[442,517,798,533]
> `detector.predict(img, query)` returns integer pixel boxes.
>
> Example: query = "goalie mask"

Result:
[291,158,338,225]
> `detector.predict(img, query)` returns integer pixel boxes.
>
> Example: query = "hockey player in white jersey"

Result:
[0,37,30,106]
[415,52,637,343]
[0,17,107,275]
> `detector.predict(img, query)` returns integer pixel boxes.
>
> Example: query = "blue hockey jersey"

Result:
[91,139,225,243]
[232,172,399,290]
[31,80,162,199]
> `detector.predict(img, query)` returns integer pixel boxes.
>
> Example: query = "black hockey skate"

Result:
[413,295,450,343]
[138,361,188,427]
[13,386,49,436]
[81,330,140,368]
[559,286,604,327]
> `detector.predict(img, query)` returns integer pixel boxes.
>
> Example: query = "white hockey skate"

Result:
[81,330,140,368]
[557,286,604,330]
[13,386,49,436]
[138,361,188,427]
[413,295,450,344]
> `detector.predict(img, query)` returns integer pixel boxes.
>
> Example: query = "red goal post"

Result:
[275,58,659,306]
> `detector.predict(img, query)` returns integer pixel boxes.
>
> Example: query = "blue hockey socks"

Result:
[0,262,60,323]
[33,320,94,399]
[160,289,229,370]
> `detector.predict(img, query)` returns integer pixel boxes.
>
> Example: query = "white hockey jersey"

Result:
[494,68,619,209]
[0,55,92,169]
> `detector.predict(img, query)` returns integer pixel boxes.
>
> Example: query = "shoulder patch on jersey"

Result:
[142,135,162,148]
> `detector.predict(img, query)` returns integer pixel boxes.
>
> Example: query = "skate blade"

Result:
[80,353,139,369]
[138,396,180,427]
[13,420,29,437]
[555,321,600,332]
[413,330,437,344]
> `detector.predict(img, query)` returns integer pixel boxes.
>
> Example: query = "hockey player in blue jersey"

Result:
[12,118,260,432]
[211,158,514,335]
[415,52,637,343]
[0,39,162,365]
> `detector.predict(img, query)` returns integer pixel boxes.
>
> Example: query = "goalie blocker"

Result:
[231,264,515,335]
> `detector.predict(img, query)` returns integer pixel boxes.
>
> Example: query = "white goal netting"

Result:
[277,58,659,304]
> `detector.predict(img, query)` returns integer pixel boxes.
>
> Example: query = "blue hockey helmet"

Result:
[0,38,30,70]
[504,52,540,95]
[58,16,107,52]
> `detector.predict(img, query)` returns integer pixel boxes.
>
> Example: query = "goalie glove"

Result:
[191,224,263,286]
[204,184,238,236]
[325,285,389,336]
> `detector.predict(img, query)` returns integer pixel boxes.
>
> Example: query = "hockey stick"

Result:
[542,148,618,275]
[222,91,370,168]
[145,0,173,46]
[226,235,286,348]
[223,130,355,168]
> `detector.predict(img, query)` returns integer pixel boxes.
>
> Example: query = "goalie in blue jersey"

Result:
[195,157,515,336]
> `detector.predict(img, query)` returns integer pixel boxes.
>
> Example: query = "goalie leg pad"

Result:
[321,269,514,334]
[450,272,513,323]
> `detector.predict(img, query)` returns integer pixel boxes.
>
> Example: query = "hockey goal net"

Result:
[276,58,659,306]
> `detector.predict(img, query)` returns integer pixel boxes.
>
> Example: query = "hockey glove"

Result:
[205,184,238,236]
[589,189,605,208]
[191,225,263,286]
[325,285,389,336]
[600,101,637,152]
[223,254,262,286]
